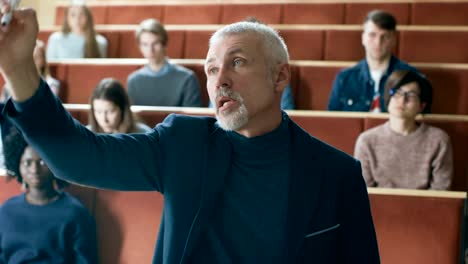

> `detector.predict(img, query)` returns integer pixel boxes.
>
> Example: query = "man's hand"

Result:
[0,1,40,102]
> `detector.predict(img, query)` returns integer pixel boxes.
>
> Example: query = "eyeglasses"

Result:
[21,159,47,168]
[389,88,420,102]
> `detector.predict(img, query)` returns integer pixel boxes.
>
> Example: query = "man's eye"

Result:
[208,68,218,75]
[233,59,243,66]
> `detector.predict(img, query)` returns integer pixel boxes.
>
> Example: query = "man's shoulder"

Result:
[127,67,149,81]
[336,60,366,78]
[168,62,196,76]
[392,57,419,72]
[160,113,218,132]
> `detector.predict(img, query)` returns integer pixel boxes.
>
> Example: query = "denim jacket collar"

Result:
[359,55,399,85]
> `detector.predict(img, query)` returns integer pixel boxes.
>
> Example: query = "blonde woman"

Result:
[47,4,107,59]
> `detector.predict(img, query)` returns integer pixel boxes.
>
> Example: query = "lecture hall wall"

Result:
[33,0,468,28]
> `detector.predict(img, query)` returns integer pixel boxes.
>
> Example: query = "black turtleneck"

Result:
[190,113,291,263]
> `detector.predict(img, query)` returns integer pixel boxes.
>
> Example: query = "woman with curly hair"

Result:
[0,127,98,263]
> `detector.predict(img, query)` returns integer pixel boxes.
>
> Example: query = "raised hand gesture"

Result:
[0,1,40,102]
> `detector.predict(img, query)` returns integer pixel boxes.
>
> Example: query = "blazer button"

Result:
[347,99,353,105]
[366,100,370,105]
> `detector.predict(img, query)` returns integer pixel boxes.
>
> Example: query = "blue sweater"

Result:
[0,192,98,263]
[127,62,202,107]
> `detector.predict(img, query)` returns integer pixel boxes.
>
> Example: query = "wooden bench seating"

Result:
[18,59,466,116]
[2,59,468,115]
[368,188,466,264]
[38,25,468,63]
[1,175,465,263]
[54,2,468,26]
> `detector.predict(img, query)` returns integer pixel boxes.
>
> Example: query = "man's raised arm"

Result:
[0,3,40,102]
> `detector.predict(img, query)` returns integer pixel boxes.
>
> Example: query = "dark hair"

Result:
[3,126,27,181]
[89,78,137,133]
[384,70,433,113]
[244,17,262,24]
[364,10,397,31]
[136,18,168,46]
[62,4,102,58]
[3,126,67,187]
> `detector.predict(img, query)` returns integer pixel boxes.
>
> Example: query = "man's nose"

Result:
[28,162,39,173]
[214,67,232,90]
[376,36,386,46]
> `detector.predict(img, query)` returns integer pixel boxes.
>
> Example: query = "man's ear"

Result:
[273,63,290,93]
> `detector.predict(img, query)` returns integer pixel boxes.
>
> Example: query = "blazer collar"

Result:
[180,125,232,262]
[284,119,325,260]
[181,118,325,262]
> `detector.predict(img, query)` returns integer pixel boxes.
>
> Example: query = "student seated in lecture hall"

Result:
[0,126,97,263]
[87,78,152,134]
[354,70,453,190]
[46,1,107,59]
[127,19,203,107]
[328,10,420,113]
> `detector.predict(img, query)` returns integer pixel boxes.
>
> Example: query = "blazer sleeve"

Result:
[3,79,166,192]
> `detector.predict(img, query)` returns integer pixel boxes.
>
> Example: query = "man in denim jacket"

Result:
[328,10,420,113]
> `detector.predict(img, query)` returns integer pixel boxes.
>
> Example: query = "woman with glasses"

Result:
[354,70,453,190]
[0,127,97,263]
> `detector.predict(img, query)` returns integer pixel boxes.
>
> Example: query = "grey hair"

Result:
[209,21,289,66]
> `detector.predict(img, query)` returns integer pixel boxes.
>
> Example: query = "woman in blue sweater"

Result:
[0,128,98,263]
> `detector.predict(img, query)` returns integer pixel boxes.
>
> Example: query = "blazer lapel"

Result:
[180,127,232,261]
[284,122,325,261]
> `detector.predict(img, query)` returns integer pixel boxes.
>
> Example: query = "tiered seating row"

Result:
[66,106,468,192]
[55,2,468,26]
[38,60,468,115]
[0,176,464,264]
[38,25,468,63]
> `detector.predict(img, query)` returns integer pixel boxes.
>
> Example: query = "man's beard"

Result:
[215,87,249,131]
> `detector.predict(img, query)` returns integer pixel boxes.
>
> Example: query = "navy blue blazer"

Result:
[4,80,380,263]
